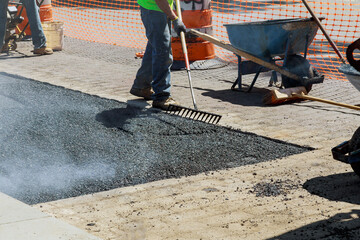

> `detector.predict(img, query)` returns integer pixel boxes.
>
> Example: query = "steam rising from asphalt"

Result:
[0,155,116,200]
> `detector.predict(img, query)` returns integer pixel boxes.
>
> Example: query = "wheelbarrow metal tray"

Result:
[224,18,320,59]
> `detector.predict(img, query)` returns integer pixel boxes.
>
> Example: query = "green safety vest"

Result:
[138,0,173,12]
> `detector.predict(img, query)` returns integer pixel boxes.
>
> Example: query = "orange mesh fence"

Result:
[51,0,360,80]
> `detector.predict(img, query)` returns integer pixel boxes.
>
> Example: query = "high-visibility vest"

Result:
[138,0,173,13]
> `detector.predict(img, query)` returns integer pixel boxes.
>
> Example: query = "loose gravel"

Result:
[249,179,300,197]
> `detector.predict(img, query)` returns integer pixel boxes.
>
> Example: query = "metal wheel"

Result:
[281,54,314,93]
[350,127,360,177]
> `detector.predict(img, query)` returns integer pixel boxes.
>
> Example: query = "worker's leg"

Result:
[0,0,9,50]
[133,40,153,90]
[141,7,172,101]
[20,0,46,49]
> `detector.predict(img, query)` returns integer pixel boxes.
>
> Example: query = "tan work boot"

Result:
[33,47,53,55]
[130,87,154,100]
[152,97,179,110]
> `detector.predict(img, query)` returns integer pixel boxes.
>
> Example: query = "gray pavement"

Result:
[0,37,360,239]
[0,192,102,240]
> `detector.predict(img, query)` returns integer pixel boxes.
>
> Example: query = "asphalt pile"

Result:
[0,73,312,204]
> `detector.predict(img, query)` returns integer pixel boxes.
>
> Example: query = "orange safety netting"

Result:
[51,0,360,81]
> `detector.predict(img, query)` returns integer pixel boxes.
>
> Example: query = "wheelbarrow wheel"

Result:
[281,54,314,93]
[350,126,360,177]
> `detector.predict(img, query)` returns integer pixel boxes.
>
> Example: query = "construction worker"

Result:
[130,0,186,110]
[0,0,53,55]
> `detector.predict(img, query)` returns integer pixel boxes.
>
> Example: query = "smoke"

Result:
[0,152,117,202]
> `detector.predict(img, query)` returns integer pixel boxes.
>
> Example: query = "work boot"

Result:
[33,47,53,55]
[130,87,154,100]
[152,97,179,110]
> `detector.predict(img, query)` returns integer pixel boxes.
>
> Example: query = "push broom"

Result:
[166,0,222,124]
[263,86,360,111]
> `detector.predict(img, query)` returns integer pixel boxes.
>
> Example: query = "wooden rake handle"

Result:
[293,93,360,111]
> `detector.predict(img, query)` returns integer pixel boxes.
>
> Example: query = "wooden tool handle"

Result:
[190,29,301,81]
[301,0,346,64]
[175,0,190,70]
[293,93,360,111]
[174,0,197,110]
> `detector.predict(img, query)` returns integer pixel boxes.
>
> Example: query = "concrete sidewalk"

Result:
[0,38,360,239]
[0,193,102,240]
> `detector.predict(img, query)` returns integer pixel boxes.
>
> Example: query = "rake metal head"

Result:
[166,104,222,124]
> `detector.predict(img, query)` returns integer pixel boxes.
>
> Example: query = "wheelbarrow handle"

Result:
[189,29,301,81]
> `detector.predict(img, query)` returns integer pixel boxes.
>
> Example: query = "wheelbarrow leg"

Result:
[247,66,264,92]
[231,55,242,91]
[269,70,278,87]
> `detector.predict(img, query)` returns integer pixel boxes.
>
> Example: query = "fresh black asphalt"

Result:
[0,73,312,204]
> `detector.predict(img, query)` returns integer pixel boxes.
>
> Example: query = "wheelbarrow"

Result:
[190,17,324,92]
[332,39,360,177]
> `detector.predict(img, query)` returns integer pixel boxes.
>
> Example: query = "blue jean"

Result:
[0,0,47,50]
[133,6,173,101]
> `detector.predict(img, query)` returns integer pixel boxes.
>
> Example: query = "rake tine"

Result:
[213,115,220,124]
[207,115,215,123]
[180,108,187,117]
[207,114,215,123]
[203,113,211,122]
[202,113,210,121]
[165,105,221,124]
[192,111,201,120]
[177,108,183,116]
[196,112,204,121]
[182,108,189,118]
[187,109,196,119]
[214,115,221,124]
[188,109,195,119]
[194,113,201,121]
[194,111,203,120]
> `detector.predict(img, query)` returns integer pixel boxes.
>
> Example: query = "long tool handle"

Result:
[190,29,301,81]
[293,93,360,111]
[301,0,346,64]
[175,0,198,110]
